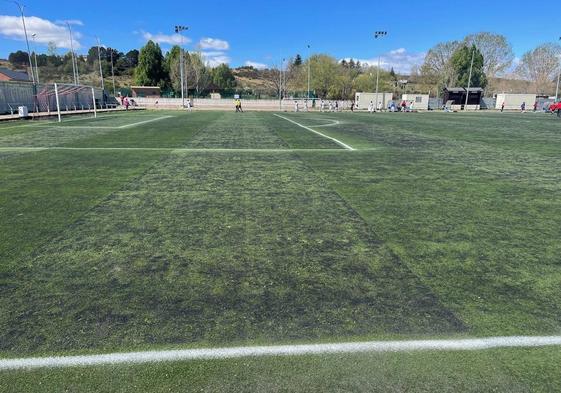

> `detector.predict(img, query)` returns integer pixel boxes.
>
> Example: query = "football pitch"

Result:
[1,110,561,391]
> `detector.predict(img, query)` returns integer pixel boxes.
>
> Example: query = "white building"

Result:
[495,94,537,110]
[401,94,430,110]
[355,92,393,110]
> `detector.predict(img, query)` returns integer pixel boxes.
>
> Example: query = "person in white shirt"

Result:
[320,100,326,112]
[294,101,299,112]
[368,101,374,113]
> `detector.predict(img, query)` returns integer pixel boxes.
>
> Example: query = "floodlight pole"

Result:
[12,1,35,84]
[374,31,387,112]
[465,45,476,109]
[96,37,105,90]
[175,25,189,108]
[31,33,39,84]
[307,44,311,100]
[279,58,282,110]
[66,22,78,85]
[555,37,561,102]
[110,49,116,97]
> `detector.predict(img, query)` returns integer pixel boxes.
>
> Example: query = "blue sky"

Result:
[0,0,558,72]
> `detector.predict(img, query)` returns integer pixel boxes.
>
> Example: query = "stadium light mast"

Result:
[465,45,476,109]
[66,22,78,85]
[9,0,35,83]
[374,31,387,112]
[31,33,39,84]
[110,49,116,97]
[174,25,189,108]
[96,37,105,90]
[307,44,311,100]
[555,37,561,102]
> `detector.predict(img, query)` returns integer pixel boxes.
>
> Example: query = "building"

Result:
[443,87,483,110]
[0,67,30,82]
[130,86,161,98]
[401,94,430,110]
[495,93,537,110]
[355,92,393,109]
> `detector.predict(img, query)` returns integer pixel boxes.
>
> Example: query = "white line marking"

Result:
[118,116,174,129]
[1,336,561,370]
[0,147,354,152]
[274,114,354,150]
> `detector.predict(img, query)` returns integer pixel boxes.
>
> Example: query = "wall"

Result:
[355,92,393,109]
[495,94,537,110]
[402,94,429,110]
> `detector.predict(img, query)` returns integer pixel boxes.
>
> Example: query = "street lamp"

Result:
[555,37,561,102]
[31,33,39,84]
[307,44,311,100]
[96,37,105,90]
[6,0,35,83]
[465,45,476,109]
[174,25,189,108]
[374,31,387,112]
[66,22,79,85]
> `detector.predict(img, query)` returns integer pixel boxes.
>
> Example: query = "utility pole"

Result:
[555,37,561,102]
[96,37,104,90]
[12,1,35,83]
[31,33,39,83]
[175,25,189,108]
[307,44,311,100]
[374,31,387,112]
[66,22,78,84]
[465,45,476,109]
[110,49,116,97]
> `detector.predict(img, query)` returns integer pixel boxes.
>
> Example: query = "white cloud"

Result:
[245,61,268,69]
[198,37,229,50]
[55,19,83,26]
[142,31,191,46]
[345,48,426,74]
[201,51,231,67]
[0,15,83,49]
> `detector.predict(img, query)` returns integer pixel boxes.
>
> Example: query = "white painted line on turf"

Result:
[0,147,353,152]
[118,115,175,129]
[274,114,354,150]
[2,336,561,370]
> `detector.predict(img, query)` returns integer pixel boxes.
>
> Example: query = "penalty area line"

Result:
[274,114,354,150]
[118,115,175,129]
[2,336,561,370]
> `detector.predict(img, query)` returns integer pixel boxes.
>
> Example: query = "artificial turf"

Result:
[1,109,560,390]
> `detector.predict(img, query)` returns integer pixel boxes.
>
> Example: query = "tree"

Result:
[516,43,561,94]
[450,44,487,89]
[134,40,165,86]
[212,63,236,90]
[421,40,461,88]
[8,51,29,66]
[307,54,340,98]
[165,45,183,94]
[47,42,58,56]
[464,32,514,78]
[293,54,302,67]
[188,52,212,96]
[125,50,139,68]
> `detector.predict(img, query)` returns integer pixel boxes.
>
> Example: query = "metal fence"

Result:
[0,81,105,115]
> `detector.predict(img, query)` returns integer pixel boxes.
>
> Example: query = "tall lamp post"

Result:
[174,25,189,108]
[110,49,116,97]
[555,37,561,102]
[465,45,476,109]
[96,37,105,90]
[8,0,35,83]
[307,44,311,100]
[31,33,39,83]
[374,31,387,112]
[66,22,78,85]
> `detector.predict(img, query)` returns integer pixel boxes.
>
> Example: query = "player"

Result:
[320,99,326,112]
[294,100,299,112]
[368,101,374,114]
[304,100,309,112]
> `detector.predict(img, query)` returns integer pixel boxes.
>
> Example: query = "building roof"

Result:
[0,67,29,81]
[130,86,161,89]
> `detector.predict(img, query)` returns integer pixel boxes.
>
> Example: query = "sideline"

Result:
[2,336,561,370]
[274,114,354,150]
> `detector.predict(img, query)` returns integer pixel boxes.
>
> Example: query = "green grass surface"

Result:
[1,110,560,390]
